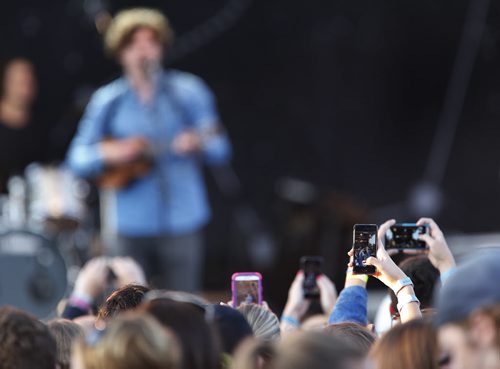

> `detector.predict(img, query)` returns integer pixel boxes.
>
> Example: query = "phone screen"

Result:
[232,274,262,307]
[353,224,378,275]
[300,256,323,299]
[385,224,429,250]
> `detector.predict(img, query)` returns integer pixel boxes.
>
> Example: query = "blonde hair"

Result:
[104,8,174,57]
[237,304,280,342]
[73,313,182,369]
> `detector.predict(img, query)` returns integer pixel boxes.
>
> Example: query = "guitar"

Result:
[96,157,153,189]
[95,127,222,189]
[96,137,159,189]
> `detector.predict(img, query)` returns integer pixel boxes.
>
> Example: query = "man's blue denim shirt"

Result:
[66,69,231,236]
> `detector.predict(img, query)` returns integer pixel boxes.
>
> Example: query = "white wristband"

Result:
[397,294,420,312]
[392,276,414,296]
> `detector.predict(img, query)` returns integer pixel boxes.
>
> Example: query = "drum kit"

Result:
[0,163,92,317]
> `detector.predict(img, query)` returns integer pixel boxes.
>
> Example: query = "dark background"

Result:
[2,0,500,302]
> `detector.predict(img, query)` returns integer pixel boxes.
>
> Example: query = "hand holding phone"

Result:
[231,272,263,307]
[281,272,310,327]
[416,217,455,273]
[385,223,430,251]
[300,256,323,299]
[353,220,407,288]
[315,274,337,314]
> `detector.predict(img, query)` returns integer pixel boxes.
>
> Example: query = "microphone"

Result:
[141,59,160,80]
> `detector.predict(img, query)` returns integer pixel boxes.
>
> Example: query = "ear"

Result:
[468,310,496,349]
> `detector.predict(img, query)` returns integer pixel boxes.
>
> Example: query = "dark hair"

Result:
[213,304,253,354]
[138,299,220,369]
[390,256,440,313]
[370,318,438,369]
[97,284,150,320]
[324,322,376,355]
[0,306,57,369]
[47,319,83,369]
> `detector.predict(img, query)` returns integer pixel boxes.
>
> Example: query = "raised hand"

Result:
[73,257,110,301]
[316,274,337,315]
[416,217,455,273]
[109,256,147,287]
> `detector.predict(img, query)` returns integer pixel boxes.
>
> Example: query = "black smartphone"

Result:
[353,224,378,275]
[300,256,324,299]
[385,223,430,250]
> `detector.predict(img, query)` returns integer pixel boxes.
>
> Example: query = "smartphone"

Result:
[231,272,263,307]
[385,223,430,250]
[353,224,378,275]
[300,256,323,299]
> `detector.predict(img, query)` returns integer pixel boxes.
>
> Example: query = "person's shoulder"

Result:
[90,77,128,106]
[163,69,212,95]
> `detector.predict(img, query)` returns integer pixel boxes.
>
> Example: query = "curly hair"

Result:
[104,8,174,58]
[0,306,56,369]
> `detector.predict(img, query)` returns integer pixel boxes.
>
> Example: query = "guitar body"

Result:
[96,160,152,189]
[96,137,154,189]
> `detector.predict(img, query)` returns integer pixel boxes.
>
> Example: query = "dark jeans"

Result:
[112,231,203,292]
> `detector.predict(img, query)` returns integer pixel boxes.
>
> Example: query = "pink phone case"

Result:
[231,272,263,307]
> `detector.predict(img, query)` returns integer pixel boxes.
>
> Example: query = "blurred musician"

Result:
[66,8,232,291]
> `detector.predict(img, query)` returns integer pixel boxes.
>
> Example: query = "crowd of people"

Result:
[0,217,497,369]
[1,6,499,369]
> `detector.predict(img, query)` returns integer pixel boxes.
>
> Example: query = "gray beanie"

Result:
[435,249,500,326]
